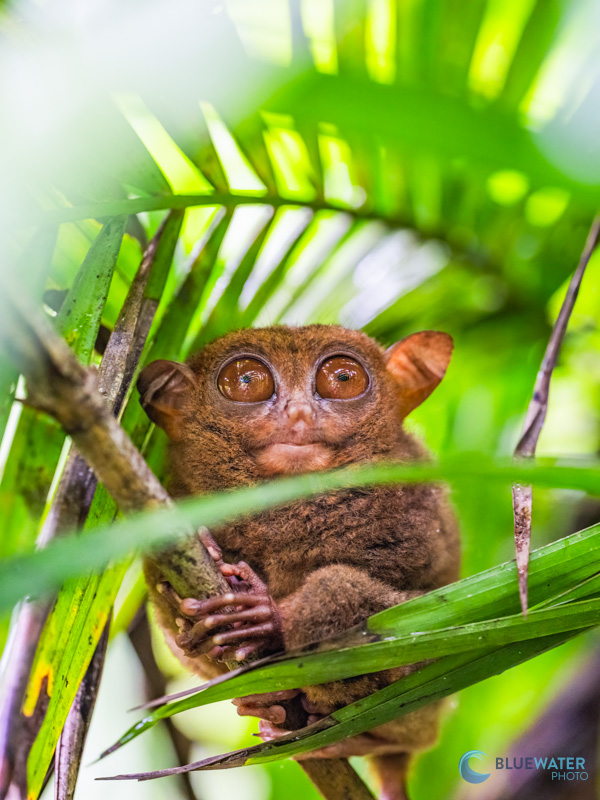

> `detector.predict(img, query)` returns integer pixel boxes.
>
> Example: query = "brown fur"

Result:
[141,324,460,784]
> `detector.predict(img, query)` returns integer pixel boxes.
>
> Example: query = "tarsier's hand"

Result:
[158,531,284,663]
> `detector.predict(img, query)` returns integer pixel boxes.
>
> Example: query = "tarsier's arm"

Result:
[168,561,410,660]
[279,564,414,649]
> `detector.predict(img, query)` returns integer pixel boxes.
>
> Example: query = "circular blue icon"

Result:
[459,750,491,783]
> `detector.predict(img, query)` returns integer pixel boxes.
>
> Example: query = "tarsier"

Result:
[138,325,460,800]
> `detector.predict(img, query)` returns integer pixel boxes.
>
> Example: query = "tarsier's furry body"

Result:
[139,325,460,800]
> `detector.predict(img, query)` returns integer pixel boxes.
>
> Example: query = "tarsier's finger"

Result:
[233,690,300,706]
[220,561,268,594]
[182,616,245,647]
[203,607,271,629]
[180,592,266,617]
[233,691,301,722]
[204,644,240,662]
[233,643,262,661]
[175,617,191,633]
[204,645,226,661]
[258,719,287,741]
[156,582,184,611]
[178,614,261,653]
[178,619,216,650]
[175,630,207,655]
[301,696,331,716]
[235,702,287,725]
[213,621,275,645]
[199,529,223,563]
[178,633,237,662]
[218,565,251,592]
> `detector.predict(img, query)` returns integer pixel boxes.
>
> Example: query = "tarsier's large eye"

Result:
[316,356,369,399]
[218,358,274,402]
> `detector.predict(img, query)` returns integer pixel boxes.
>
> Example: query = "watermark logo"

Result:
[458,752,588,784]
[459,750,491,784]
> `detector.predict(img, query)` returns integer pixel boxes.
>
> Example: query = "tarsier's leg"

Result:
[259,721,413,799]
[159,551,433,800]
[371,754,411,800]
[261,564,433,800]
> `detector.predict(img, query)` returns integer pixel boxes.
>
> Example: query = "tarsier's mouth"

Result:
[255,441,333,475]
[265,442,326,454]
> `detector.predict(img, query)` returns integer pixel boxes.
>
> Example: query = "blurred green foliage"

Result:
[1,0,600,798]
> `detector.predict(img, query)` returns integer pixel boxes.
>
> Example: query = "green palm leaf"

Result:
[0,1,599,798]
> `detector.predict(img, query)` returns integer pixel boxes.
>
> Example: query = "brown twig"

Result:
[0,276,372,799]
[513,214,600,614]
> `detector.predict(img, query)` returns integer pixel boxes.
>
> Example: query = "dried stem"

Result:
[128,607,200,800]
[0,600,49,799]
[55,621,110,800]
[513,214,600,614]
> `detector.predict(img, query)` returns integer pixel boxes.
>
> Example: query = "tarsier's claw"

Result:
[175,617,191,633]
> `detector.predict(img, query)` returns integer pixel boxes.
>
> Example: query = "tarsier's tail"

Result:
[370,753,411,800]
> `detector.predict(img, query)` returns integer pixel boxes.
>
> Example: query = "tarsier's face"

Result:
[207,331,381,475]
[137,325,453,484]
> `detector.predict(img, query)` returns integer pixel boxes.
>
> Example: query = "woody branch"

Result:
[0,280,373,800]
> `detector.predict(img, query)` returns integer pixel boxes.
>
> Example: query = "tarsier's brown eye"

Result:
[316,356,369,399]
[218,358,274,402]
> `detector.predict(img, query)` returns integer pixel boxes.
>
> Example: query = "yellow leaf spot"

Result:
[22,665,53,717]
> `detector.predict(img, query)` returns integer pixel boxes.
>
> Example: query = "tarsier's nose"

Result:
[285,399,316,426]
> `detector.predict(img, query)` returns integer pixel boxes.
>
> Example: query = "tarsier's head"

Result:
[137,326,452,493]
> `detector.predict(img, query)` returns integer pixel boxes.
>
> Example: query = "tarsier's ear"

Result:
[137,359,196,440]
[385,331,453,419]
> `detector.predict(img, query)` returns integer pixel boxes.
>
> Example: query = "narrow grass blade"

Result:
[100,527,600,755]
[55,620,110,800]
[55,217,126,363]
[0,458,599,615]
[100,630,583,779]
